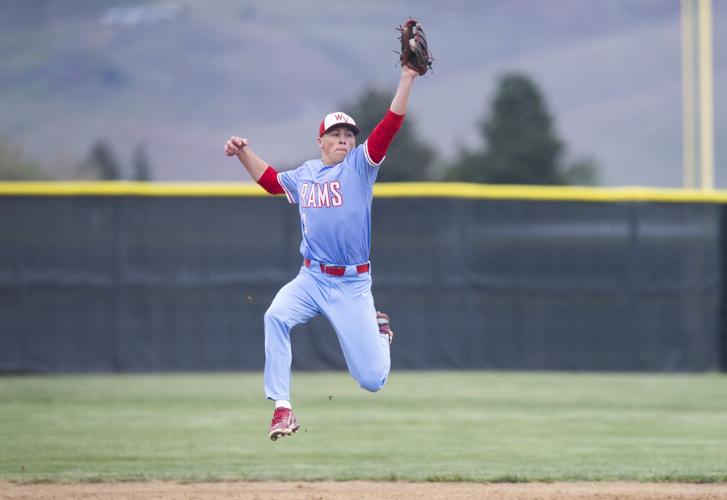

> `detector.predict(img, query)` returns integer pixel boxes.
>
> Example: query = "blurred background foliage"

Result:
[0,0,724,185]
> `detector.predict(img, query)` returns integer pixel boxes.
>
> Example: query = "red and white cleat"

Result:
[268,407,300,441]
[376,311,394,345]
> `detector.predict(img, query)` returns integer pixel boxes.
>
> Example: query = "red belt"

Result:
[304,258,369,276]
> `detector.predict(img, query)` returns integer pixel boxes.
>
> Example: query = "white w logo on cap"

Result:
[320,112,360,136]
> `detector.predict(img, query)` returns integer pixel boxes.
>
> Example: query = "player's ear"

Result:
[317,137,323,149]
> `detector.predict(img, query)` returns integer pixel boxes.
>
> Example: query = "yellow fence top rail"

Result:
[2,181,727,203]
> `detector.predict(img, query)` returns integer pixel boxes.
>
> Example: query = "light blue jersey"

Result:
[263,141,390,403]
[277,144,381,266]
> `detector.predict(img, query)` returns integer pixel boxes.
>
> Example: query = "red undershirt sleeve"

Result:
[364,110,405,165]
[257,165,285,195]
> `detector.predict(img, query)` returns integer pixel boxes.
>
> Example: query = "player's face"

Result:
[318,126,356,165]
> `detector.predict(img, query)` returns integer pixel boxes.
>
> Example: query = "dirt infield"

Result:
[2,481,727,499]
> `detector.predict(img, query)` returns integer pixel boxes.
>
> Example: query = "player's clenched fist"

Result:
[224,136,248,157]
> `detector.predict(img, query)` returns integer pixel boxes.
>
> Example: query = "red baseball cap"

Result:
[319,112,360,137]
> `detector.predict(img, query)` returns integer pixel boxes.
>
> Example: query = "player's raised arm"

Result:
[390,67,418,115]
[363,68,416,166]
[364,19,432,166]
[224,136,284,195]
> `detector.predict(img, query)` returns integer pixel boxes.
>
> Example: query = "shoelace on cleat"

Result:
[271,408,290,426]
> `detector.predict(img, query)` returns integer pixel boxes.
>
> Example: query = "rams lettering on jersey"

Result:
[300,181,343,208]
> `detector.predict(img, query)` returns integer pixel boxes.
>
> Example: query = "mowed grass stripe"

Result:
[1,372,726,482]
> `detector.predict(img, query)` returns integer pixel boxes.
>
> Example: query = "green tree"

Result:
[0,136,48,180]
[341,87,436,181]
[563,156,599,185]
[80,140,122,180]
[446,73,598,185]
[132,142,153,181]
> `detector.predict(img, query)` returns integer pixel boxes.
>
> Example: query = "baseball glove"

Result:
[397,18,433,76]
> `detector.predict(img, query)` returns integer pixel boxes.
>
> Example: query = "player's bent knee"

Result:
[358,373,387,393]
[264,306,285,327]
[359,380,383,392]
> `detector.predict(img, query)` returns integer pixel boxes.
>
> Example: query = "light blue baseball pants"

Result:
[263,261,390,402]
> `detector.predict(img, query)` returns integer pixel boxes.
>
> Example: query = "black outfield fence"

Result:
[1,182,725,373]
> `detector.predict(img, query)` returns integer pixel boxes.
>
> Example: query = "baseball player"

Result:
[224,21,431,441]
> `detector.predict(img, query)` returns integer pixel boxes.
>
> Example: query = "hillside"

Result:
[0,0,725,186]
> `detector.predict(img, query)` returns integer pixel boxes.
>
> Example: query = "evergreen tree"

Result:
[80,140,122,180]
[132,143,153,181]
[446,73,598,185]
[342,87,436,182]
[483,73,563,184]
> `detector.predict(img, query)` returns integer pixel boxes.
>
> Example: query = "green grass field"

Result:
[1,371,726,483]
